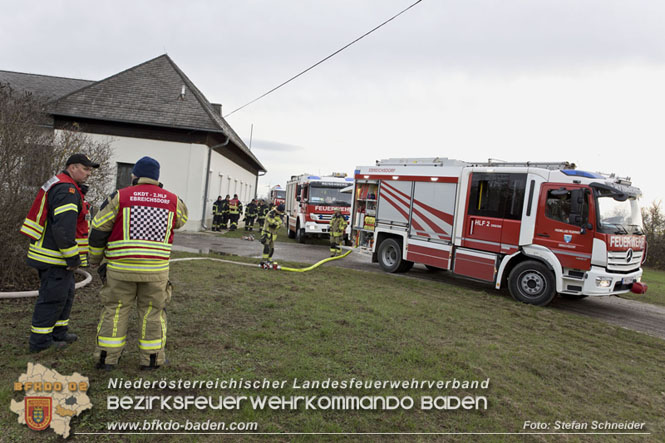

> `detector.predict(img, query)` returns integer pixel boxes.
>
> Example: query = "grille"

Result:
[607,249,643,273]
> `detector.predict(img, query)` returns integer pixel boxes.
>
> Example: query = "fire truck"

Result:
[286,173,354,243]
[270,185,286,207]
[352,158,647,306]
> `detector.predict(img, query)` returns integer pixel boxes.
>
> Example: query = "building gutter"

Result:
[201,135,231,229]
[255,171,266,199]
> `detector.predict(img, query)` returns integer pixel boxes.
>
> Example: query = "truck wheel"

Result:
[287,217,296,238]
[508,261,556,306]
[398,260,414,273]
[295,222,305,244]
[378,238,406,273]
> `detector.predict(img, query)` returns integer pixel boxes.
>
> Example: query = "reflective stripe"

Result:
[31,325,54,334]
[123,207,130,241]
[107,240,172,251]
[28,250,67,266]
[60,245,79,258]
[92,210,116,228]
[23,218,44,233]
[177,206,188,223]
[55,319,69,327]
[138,338,162,350]
[105,248,171,258]
[141,302,152,339]
[107,261,170,272]
[161,311,167,347]
[89,246,105,260]
[20,224,42,241]
[113,301,122,337]
[164,211,175,244]
[54,203,78,216]
[97,336,126,348]
[35,193,47,228]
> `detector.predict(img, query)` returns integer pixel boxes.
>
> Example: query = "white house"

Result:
[0,55,266,231]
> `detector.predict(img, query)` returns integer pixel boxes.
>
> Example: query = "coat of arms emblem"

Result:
[25,397,52,431]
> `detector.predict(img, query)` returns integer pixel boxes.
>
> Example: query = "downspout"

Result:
[255,171,266,199]
[201,135,231,230]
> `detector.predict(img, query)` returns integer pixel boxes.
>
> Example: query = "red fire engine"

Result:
[352,158,647,306]
[270,185,286,207]
[286,173,354,243]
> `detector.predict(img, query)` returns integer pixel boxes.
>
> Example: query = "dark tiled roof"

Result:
[0,70,93,100]
[6,55,264,172]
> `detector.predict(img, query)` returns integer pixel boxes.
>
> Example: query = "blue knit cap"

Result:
[132,156,160,181]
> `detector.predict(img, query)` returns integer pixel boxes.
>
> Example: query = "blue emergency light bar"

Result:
[561,169,605,179]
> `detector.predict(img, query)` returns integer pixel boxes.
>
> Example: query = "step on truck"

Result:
[352,158,647,306]
[286,173,354,243]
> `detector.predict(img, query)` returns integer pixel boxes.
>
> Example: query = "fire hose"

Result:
[0,249,352,299]
[0,269,93,299]
[170,248,352,272]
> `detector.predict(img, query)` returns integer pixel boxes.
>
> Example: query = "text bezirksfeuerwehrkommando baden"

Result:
[106,377,490,411]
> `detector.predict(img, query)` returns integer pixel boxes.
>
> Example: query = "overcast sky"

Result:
[1,0,664,205]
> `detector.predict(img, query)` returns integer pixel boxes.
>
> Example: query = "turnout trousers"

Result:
[94,275,171,366]
[30,266,75,351]
[330,234,344,256]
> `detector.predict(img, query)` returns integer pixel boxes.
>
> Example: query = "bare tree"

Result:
[0,83,113,290]
[642,201,665,270]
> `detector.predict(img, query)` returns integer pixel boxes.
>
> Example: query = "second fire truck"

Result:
[286,173,354,243]
[352,158,647,306]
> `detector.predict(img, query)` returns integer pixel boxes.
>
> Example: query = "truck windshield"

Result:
[596,194,643,235]
[309,185,352,206]
[274,190,286,199]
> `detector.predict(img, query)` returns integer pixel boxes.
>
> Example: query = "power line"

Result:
[224,0,424,118]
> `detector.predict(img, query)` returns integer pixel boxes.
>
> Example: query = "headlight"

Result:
[595,277,612,288]
[310,213,319,221]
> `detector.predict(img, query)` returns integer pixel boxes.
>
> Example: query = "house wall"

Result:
[64,131,258,231]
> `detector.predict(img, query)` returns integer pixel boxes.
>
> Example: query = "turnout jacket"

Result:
[21,171,88,269]
[330,213,348,238]
[89,178,188,281]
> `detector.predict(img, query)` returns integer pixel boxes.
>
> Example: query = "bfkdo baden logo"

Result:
[25,397,52,431]
[11,363,92,438]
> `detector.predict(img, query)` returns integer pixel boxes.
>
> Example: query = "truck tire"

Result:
[378,238,408,273]
[295,222,306,244]
[287,217,296,239]
[508,261,556,306]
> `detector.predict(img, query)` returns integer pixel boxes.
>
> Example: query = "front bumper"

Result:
[304,222,329,234]
[581,266,643,297]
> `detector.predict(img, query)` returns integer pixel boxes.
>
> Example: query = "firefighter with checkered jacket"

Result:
[89,156,188,371]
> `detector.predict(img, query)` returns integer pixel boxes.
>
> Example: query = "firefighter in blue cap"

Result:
[89,156,188,370]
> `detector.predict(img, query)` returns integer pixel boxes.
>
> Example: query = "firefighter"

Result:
[244,199,258,231]
[211,195,224,231]
[89,156,188,370]
[329,209,348,257]
[228,194,241,231]
[221,195,230,229]
[261,203,284,265]
[21,153,99,353]
[257,199,269,229]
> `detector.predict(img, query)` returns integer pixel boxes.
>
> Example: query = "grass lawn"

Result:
[623,268,665,307]
[2,252,664,441]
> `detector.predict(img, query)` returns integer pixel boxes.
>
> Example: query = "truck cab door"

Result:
[533,184,593,270]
